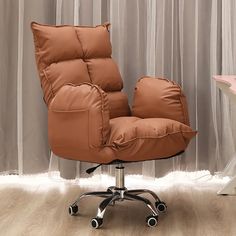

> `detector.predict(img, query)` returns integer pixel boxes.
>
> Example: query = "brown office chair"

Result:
[31,22,196,228]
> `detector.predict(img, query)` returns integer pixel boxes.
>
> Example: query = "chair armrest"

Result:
[48,83,110,152]
[132,77,190,125]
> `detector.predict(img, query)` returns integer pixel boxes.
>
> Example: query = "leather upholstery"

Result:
[31,22,197,164]
[108,117,196,162]
[48,83,110,153]
[107,92,131,119]
[86,58,123,91]
[132,77,190,125]
[31,22,129,117]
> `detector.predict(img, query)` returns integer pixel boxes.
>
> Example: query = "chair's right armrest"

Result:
[48,83,110,154]
[132,76,190,125]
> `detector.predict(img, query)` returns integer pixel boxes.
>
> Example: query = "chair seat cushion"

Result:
[48,116,196,164]
[108,117,196,162]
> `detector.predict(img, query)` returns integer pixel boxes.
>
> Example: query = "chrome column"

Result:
[115,164,125,189]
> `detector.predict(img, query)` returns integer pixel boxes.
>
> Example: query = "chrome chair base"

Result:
[69,165,167,228]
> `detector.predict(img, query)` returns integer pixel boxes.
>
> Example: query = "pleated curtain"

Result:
[0,0,236,179]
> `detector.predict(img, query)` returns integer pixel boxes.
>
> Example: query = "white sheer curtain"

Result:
[217,0,236,177]
[1,0,235,179]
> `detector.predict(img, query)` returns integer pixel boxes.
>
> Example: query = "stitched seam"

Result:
[91,85,107,145]
[138,76,170,83]
[49,108,88,113]
[32,30,46,74]
[74,28,85,58]
[84,60,93,83]
[109,130,197,146]
[31,21,107,28]
[32,29,53,105]
[43,69,55,99]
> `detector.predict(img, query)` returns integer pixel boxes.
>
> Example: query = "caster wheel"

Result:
[155,201,167,213]
[107,186,115,192]
[91,217,103,229]
[109,200,115,206]
[68,204,78,216]
[146,215,158,227]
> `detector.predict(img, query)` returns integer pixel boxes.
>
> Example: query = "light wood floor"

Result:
[0,172,236,236]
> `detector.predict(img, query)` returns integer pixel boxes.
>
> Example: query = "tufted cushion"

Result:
[31,22,129,118]
[86,58,123,91]
[132,77,190,125]
[107,92,130,118]
[108,117,196,162]
[44,59,91,95]
[31,23,83,71]
[75,26,112,58]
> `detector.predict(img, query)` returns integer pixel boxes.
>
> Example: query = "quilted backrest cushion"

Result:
[75,26,112,58]
[86,58,123,91]
[31,22,129,117]
[31,24,83,70]
[132,77,190,125]
[44,60,90,96]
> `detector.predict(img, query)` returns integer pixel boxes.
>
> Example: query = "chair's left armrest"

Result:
[48,83,110,153]
[132,76,190,125]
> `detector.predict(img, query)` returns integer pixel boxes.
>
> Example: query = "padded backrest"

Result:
[31,22,130,118]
